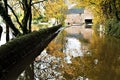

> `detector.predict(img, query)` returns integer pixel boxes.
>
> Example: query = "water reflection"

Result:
[86,33,120,80]
[18,26,120,80]
[64,37,83,63]
[63,31,120,80]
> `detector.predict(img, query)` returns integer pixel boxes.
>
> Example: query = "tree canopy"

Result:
[0,0,67,37]
[44,0,68,25]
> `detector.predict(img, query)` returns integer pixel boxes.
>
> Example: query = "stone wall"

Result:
[65,14,83,24]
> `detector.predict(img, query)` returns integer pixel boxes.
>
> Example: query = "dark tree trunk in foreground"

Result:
[0,0,48,79]
[0,25,62,80]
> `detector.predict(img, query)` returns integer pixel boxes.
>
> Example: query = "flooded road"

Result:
[18,25,120,80]
[32,25,94,80]
[61,25,120,80]
[63,25,92,63]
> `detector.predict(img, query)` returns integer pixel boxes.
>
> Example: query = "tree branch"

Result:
[28,0,32,33]
[21,0,29,34]
[0,2,21,36]
[32,5,41,15]
[3,0,10,42]
[7,4,23,29]
[31,0,45,6]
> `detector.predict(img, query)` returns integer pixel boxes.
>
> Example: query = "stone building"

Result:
[65,8,93,26]
[65,8,84,25]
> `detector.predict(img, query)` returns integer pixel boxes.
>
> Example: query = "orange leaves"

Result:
[46,41,65,58]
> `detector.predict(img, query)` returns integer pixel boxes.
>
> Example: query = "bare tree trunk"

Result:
[22,0,30,34]
[3,0,9,42]
[29,0,32,33]
[6,26,9,42]
[23,0,34,79]
[0,25,3,40]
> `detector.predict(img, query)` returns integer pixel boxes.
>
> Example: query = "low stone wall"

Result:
[0,24,62,80]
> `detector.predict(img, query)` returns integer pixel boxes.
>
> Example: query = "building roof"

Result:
[67,8,84,14]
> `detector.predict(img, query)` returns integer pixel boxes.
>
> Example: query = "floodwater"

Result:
[18,25,120,80]
[61,25,120,80]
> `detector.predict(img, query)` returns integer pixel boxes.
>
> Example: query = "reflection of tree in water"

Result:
[88,33,120,80]
[61,32,120,80]
[36,31,120,80]
[18,30,120,80]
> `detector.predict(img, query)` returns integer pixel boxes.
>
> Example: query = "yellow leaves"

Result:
[44,0,67,23]
[75,0,108,25]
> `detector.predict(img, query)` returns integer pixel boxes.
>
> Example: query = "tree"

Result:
[0,0,20,36]
[44,0,68,25]
[0,0,46,79]
[0,0,68,79]
[0,0,46,36]
[0,25,2,40]
[3,0,10,42]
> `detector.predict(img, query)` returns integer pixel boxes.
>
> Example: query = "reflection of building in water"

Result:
[63,37,83,63]
[64,25,93,63]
